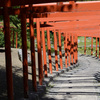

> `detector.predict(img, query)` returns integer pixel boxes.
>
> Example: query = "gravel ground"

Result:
[41,55,100,100]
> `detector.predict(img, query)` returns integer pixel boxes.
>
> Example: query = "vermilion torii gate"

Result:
[1,0,100,100]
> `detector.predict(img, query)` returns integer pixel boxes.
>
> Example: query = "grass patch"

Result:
[78,36,99,56]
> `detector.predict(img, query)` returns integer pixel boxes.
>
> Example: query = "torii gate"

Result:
[1,1,73,100]
[1,1,100,100]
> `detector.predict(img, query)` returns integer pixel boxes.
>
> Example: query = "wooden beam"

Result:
[26,11,100,21]
[27,21,100,29]
[35,15,100,22]
[64,32,100,37]
[0,0,68,7]
[25,1,100,13]
[26,10,100,18]
[1,1,100,16]
[48,20,100,27]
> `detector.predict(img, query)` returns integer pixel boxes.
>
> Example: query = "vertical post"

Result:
[69,1,75,10]
[3,5,14,100]
[21,9,28,98]
[12,30,14,48]
[76,35,78,63]
[64,34,66,50]
[71,33,74,65]
[69,1,75,5]
[54,30,58,71]
[41,27,48,77]
[47,28,52,74]
[96,37,97,57]
[57,2,63,11]
[74,35,77,64]
[29,13,37,91]
[58,30,63,69]
[73,34,76,64]
[68,34,70,66]
[36,18,43,85]
[16,32,18,48]
[65,32,68,68]
[91,37,93,55]
[84,36,86,55]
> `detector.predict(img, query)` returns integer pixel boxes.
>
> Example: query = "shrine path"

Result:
[41,55,100,100]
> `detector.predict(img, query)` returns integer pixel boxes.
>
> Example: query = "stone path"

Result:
[41,55,100,100]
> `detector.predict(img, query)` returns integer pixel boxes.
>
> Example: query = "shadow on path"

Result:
[0,66,33,100]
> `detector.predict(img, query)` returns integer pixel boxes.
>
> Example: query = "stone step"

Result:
[50,83,100,88]
[53,76,95,80]
[41,94,98,100]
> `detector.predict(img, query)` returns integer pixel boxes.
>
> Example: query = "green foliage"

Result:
[0,14,32,49]
[0,30,4,47]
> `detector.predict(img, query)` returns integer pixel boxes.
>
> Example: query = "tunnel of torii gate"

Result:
[1,0,100,100]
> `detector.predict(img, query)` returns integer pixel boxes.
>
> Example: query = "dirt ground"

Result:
[0,48,38,100]
[0,48,59,100]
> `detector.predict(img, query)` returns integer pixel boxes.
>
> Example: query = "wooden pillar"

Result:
[21,10,28,98]
[65,33,68,68]
[3,5,14,100]
[57,2,63,11]
[54,30,58,71]
[68,34,70,66]
[47,28,52,74]
[29,13,37,91]
[36,19,43,85]
[69,1,75,10]
[12,30,14,48]
[58,30,63,69]
[76,35,78,63]
[73,35,76,64]
[16,32,18,48]
[71,34,74,65]
[64,34,66,51]
[69,1,75,5]
[91,37,93,55]
[41,28,48,77]
[96,37,97,57]
[84,36,86,55]
[74,35,77,64]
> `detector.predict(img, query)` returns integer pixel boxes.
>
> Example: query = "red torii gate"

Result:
[27,1,100,98]
[1,0,100,100]
[32,15,100,84]
[2,1,68,100]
